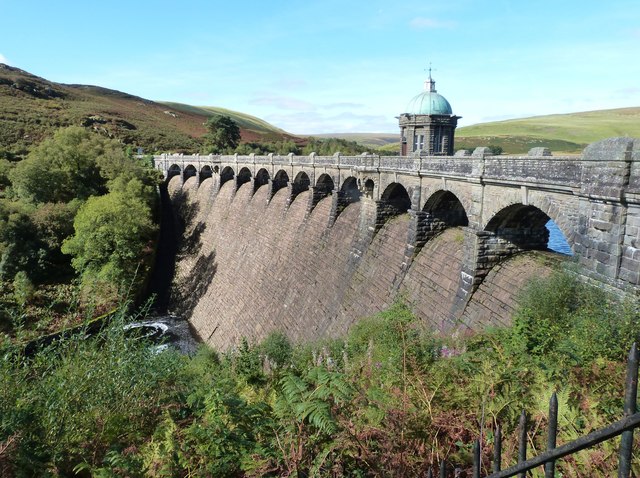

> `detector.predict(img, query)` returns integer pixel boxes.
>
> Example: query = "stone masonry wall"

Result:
[170,178,559,350]
[459,252,560,329]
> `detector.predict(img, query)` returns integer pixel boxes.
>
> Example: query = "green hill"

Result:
[318,107,640,155]
[161,103,290,140]
[0,64,297,158]
[313,132,398,148]
[456,107,640,154]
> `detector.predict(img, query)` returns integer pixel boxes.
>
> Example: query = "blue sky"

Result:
[2,0,639,134]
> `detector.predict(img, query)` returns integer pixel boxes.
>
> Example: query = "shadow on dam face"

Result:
[164,177,565,350]
[147,183,217,314]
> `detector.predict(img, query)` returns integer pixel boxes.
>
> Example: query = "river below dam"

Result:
[124,313,201,355]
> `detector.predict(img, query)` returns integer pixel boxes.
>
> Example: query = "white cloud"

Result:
[0,53,10,65]
[409,17,455,29]
[266,110,396,135]
[249,95,316,111]
[322,102,366,110]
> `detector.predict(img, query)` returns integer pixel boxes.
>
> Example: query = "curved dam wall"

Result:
[168,176,560,350]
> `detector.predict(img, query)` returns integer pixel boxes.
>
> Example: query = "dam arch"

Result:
[315,173,335,194]
[254,168,270,193]
[183,165,197,179]
[220,166,235,188]
[237,167,252,189]
[486,203,553,252]
[293,171,311,191]
[423,190,469,228]
[167,164,181,181]
[273,170,290,199]
[200,165,213,182]
[380,183,411,215]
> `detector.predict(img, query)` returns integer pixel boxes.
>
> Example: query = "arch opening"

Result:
[380,182,411,216]
[364,179,375,198]
[273,170,290,195]
[423,190,469,228]
[220,166,235,187]
[486,204,572,255]
[293,171,311,195]
[237,167,252,188]
[167,164,181,181]
[200,165,213,182]
[254,168,270,193]
[340,176,361,203]
[183,165,197,181]
[315,174,335,195]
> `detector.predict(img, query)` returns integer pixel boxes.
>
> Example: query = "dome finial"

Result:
[424,63,436,92]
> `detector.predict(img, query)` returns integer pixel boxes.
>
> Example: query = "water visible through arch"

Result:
[546,219,572,255]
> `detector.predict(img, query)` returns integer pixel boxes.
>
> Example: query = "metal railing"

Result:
[428,343,639,477]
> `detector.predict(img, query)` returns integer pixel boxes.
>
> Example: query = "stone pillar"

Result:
[575,138,635,286]
[620,143,640,286]
[373,199,407,233]
[349,196,379,265]
[210,173,221,198]
[449,227,526,321]
[265,179,278,202]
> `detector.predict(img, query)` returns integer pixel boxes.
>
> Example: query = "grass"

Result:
[0,64,297,158]
[455,107,640,154]
[315,107,640,154]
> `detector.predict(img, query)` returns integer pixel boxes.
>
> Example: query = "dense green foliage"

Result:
[0,127,160,338]
[301,137,369,155]
[232,137,369,156]
[1,271,638,476]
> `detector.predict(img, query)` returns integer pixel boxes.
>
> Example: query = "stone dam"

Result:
[155,138,640,349]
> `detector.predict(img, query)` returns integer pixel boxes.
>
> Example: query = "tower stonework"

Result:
[399,73,460,156]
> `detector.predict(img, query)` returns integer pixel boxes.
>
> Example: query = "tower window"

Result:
[413,134,424,152]
[433,127,443,153]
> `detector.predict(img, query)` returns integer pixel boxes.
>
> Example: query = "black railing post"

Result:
[545,392,558,477]
[440,459,447,478]
[618,342,638,478]
[518,410,527,478]
[473,439,481,478]
[493,424,502,473]
[427,466,433,478]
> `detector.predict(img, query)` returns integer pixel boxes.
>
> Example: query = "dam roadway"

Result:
[154,138,640,348]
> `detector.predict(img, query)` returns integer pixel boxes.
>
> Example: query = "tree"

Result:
[203,116,241,153]
[9,127,133,204]
[488,145,503,155]
[61,178,157,293]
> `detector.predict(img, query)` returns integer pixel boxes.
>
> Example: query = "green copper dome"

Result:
[405,75,453,115]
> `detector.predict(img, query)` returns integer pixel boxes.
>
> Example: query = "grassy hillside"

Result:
[161,102,297,143]
[0,64,297,158]
[318,107,640,154]
[457,107,640,154]
[313,132,398,148]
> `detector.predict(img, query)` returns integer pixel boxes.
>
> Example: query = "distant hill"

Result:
[161,103,291,140]
[0,64,297,158]
[455,107,640,154]
[313,133,398,149]
[316,107,640,155]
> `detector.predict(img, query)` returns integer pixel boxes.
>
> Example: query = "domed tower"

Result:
[399,71,461,155]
